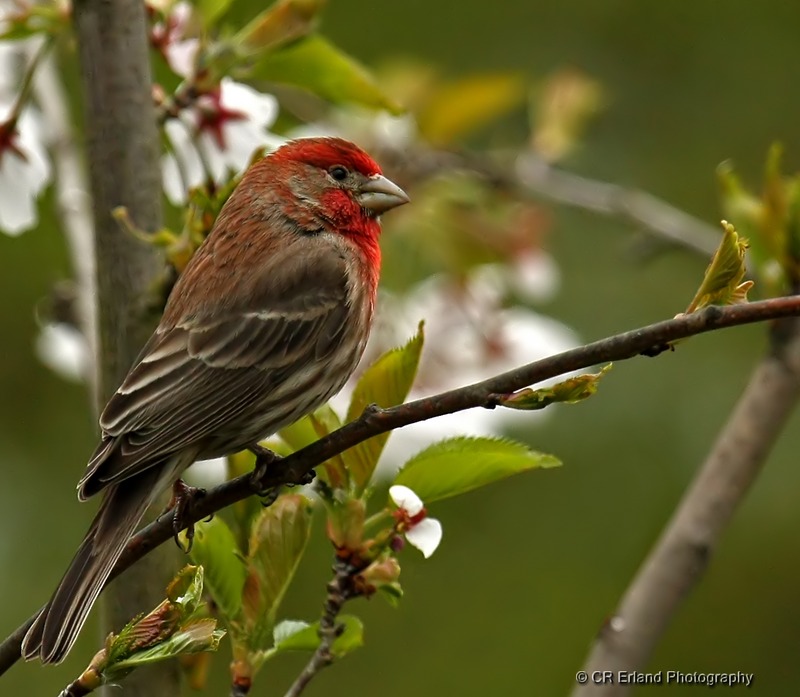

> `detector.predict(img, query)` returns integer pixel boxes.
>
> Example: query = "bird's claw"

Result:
[249,443,282,494]
[259,488,280,507]
[247,443,315,503]
[165,479,207,553]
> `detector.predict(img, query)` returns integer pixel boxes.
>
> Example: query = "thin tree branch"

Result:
[513,153,721,257]
[3,297,800,677]
[570,318,800,696]
[283,559,356,697]
[379,146,721,258]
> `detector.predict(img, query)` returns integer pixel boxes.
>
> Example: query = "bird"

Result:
[22,136,409,664]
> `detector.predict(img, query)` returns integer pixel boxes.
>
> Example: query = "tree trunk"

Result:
[72,0,180,693]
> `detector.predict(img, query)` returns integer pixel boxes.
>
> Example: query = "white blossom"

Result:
[0,42,51,235]
[389,485,442,558]
[162,79,282,204]
[152,1,199,78]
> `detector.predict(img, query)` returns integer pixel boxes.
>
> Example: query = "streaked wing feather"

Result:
[87,245,354,490]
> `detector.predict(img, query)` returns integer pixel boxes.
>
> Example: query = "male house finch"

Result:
[22,137,408,664]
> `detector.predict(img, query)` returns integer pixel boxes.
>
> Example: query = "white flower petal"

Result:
[405,518,442,558]
[162,118,205,203]
[0,101,52,234]
[220,78,278,128]
[0,150,42,234]
[388,484,424,516]
[196,131,229,181]
[166,38,199,78]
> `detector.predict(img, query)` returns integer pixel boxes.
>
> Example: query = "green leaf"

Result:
[249,34,402,113]
[497,364,612,410]
[188,516,247,620]
[197,0,236,26]
[278,414,320,451]
[377,583,404,608]
[686,220,753,313]
[324,498,366,551]
[280,405,348,489]
[272,615,364,657]
[394,437,560,503]
[419,73,526,145]
[531,68,604,162]
[273,619,311,646]
[236,0,325,53]
[0,6,68,41]
[109,620,225,676]
[244,494,314,650]
[89,566,224,688]
[344,323,424,494]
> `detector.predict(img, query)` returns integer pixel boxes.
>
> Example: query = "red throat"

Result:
[318,188,382,284]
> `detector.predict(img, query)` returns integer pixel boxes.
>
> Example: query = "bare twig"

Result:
[4,298,800,677]
[284,559,356,697]
[513,153,721,257]
[570,317,800,696]
[379,145,721,258]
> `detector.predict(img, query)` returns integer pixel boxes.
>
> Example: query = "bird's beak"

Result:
[356,174,409,214]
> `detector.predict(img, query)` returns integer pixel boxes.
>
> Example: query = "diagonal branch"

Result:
[570,318,800,696]
[4,297,800,676]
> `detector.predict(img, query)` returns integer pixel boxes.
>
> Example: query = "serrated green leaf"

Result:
[686,220,753,313]
[394,437,560,503]
[249,34,402,113]
[94,566,224,687]
[498,365,612,410]
[109,620,225,676]
[244,494,314,650]
[344,323,424,495]
[272,615,364,657]
[188,517,247,621]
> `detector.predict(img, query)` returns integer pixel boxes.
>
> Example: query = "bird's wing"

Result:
[79,240,356,497]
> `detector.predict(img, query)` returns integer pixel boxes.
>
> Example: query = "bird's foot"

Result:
[248,443,315,505]
[249,444,282,500]
[165,478,208,553]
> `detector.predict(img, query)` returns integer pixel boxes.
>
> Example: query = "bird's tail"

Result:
[21,466,172,664]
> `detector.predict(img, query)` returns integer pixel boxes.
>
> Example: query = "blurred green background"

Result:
[3,1,800,694]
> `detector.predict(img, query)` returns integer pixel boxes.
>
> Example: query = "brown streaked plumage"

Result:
[22,137,408,664]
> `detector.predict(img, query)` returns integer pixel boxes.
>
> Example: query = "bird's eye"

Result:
[329,165,348,182]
